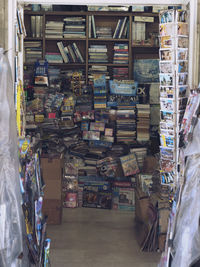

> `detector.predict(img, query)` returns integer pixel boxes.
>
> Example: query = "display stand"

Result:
[158,9,188,266]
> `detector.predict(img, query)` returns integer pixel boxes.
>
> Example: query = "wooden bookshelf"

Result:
[24,10,159,82]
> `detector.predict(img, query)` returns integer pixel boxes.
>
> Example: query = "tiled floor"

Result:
[47,208,160,267]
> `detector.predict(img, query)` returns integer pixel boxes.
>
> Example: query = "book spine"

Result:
[63,46,72,62]
[67,44,76,63]
[57,42,68,63]
[73,43,84,63]
[35,16,40,38]
[118,17,127,39]
[113,19,120,39]
[89,16,91,38]
[31,16,36,38]
[91,15,96,38]
[115,19,123,39]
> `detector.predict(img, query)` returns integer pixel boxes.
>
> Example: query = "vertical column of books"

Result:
[159,9,188,188]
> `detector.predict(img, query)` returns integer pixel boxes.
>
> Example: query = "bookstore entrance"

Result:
[4,0,198,266]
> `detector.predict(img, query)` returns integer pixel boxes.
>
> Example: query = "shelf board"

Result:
[45,38,86,41]
[24,62,85,66]
[88,63,129,66]
[89,38,129,42]
[132,45,159,48]
[25,37,43,41]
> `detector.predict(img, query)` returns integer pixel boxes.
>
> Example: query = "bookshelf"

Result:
[24,10,159,82]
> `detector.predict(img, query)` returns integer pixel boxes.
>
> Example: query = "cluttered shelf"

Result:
[88,63,129,67]
[89,38,129,42]
[45,38,86,41]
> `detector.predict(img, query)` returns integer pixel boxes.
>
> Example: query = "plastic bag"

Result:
[0,49,24,266]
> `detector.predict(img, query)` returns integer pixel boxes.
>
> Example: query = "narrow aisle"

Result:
[47,209,160,267]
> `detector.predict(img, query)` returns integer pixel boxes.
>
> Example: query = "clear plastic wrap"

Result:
[0,49,24,266]
[171,155,200,267]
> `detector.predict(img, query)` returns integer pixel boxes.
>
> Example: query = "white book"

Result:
[118,17,127,39]
[31,16,36,37]
[91,15,96,38]
[57,42,69,63]
[89,16,91,38]
[73,43,84,63]
[113,19,121,39]
[36,16,41,38]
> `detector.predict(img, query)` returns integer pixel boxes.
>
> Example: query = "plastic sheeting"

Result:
[171,153,200,267]
[0,48,23,266]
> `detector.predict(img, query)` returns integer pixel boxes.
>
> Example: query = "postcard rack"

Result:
[159,9,188,188]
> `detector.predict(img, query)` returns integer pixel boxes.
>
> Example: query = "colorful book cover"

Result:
[120,153,139,176]
[134,59,159,83]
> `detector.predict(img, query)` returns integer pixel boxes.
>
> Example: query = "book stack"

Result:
[96,26,112,38]
[113,17,128,39]
[45,21,64,38]
[24,41,42,62]
[45,53,63,63]
[136,104,150,142]
[88,65,110,82]
[132,22,146,43]
[113,67,129,80]
[88,45,108,63]
[63,17,86,38]
[93,74,107,109]
[113,43,129,64]
[57,42,84,63]
[116,110,137,143]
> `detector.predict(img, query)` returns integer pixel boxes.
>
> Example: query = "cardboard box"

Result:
[41,156,63,201]
[135,188,150,223]
[41,156,63,181]
[44,180,62,200]
[158,234,166,252]
[43,199,62,225]
[142,156,159,174]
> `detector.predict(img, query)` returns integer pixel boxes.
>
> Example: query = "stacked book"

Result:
[63,17,86,38]
[113,67,129,80]
[113,43,129,64]
[93,74,107,109]
[45,53,63,63]
[24,41,42,62]
[57,41,84,63]
[132,22,146,43]
[96,26,112,38]
[88,65,110,82]
[45,21,64,38]
[88,45,108,63]
[116,109,137,143]
[136,104,150,142]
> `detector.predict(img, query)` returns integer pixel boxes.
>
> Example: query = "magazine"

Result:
[177,48,188,60]
[160,159,175,172]
[161,110,174,122]
[160,74,174,86]
[178,61,188,73]
[160,36,173,49]
[177,37,189,48]
[178,73,188,85]
[160,146,174,161]
[176,10,188,23]
[177,23,188,36]
[160,121,174,132]
[160,62,173,73]
[160,86,174,98]
[159,24,174,36]
[178,86,187,98]
[160,10,174,24]
[160,98,174,111]
[160,49,173,61]
[160,134,174,148]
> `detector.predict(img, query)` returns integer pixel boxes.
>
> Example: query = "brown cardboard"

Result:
[158,208,170,234]
[135,188,150,223]
[43,180,62,200]
[41,157,63,181]
[43,199,62,225]
[158,234,166,252]
[142,156,159,174]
